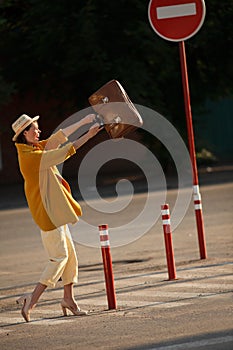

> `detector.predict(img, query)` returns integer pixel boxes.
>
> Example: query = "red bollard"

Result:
[193,185,207,259]
[161,204,177,280]
[98,224,117,310]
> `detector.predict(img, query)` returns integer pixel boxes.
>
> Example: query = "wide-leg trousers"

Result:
[39,225,78,288]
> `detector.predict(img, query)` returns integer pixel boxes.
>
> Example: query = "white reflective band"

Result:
[193,193,201,201]
[101,240,110,247]
[161,209,170,215]
[99,229,108,236]
[195,204,202,210]
[157,3,196,20]
[193,185,200,194]
[162,219,171,225]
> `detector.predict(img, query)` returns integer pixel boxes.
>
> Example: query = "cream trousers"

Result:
[39,225,78,288]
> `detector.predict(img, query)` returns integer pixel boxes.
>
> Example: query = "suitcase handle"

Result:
[94,114,105,126]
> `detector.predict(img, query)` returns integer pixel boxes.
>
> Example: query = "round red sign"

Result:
[148,0,206,42]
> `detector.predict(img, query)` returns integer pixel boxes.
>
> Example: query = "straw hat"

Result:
[12,114,39,141]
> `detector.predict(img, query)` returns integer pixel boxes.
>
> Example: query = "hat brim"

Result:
[12,115,40,142]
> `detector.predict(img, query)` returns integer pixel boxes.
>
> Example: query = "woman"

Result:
[12,113,102,322]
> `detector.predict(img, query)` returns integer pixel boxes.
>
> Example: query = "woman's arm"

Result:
[43,129,68,150]
[25,123,102,172]
[62,114,96,138]
[72,123,103,150]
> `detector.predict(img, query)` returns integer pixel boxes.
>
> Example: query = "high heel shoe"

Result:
[16,294,32,322]
[61,299,88,316]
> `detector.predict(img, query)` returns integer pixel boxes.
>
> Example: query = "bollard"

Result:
[98,224,117,310]
[161,204,177,280]
[193,185,207,259]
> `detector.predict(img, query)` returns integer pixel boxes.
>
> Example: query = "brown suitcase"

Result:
[88,79,143,138]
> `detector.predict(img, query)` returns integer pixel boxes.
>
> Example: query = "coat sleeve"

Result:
[17,130,76,175]
[38,143,76,170]
[37,129,76,169]
[18,143,76,174]
[40,129,69,150]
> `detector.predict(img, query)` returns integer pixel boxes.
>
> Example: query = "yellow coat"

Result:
[16,129,82,231]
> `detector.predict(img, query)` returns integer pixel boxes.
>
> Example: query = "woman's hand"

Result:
[86,123,103,139]
[82,113,96,125]
[72,123,103,150]
[63,113,97,138]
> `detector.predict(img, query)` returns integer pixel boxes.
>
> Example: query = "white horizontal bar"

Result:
[99,229,108,236]
[157,3,196,19]
[162,219,171,225]
[161,209,170,215]
[194,204,202,210]
[101,241,110,247]
[193,193,201,201]
[193,185,200,194]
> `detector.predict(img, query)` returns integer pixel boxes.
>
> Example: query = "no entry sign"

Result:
[148,0,206,42]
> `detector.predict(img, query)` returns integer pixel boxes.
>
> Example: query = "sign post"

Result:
[148,0,207,259]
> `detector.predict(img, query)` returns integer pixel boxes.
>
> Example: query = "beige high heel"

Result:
[61,299,88,316]
[16,294,32,322]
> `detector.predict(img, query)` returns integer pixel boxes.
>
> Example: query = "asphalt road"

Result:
[0,172,232,349]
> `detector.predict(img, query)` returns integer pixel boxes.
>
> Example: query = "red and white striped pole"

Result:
[98,224,117,310]
[179,42,207,260]
[161,204,177,280]
[193,185,207,259]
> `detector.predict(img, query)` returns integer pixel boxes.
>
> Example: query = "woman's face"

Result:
[24,122,41,145]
